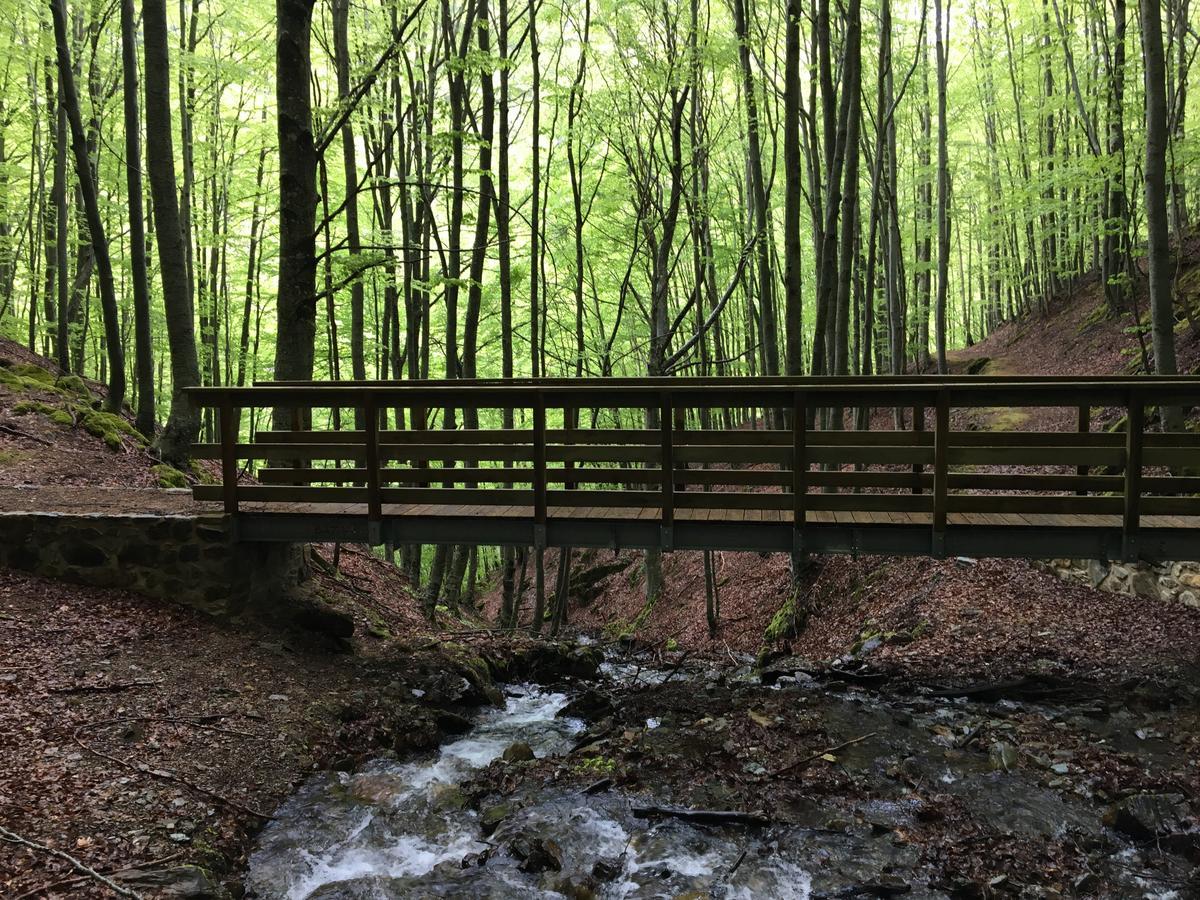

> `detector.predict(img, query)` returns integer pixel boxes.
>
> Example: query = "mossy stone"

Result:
[151,463,189,488]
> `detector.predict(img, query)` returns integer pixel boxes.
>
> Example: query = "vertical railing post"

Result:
[289,406,303,486]
[219,397,239,516]
[912,403,926,494]
[1076,404,1090,496]
[532,391,547,549]
[364,394,382,545]
[660,391,674,550]
[1123,390,1143,562]
[563,404,575,491]
[792,391,807,553]
[932,389,949,557]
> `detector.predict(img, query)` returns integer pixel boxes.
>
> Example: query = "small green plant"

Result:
[576,755,618,776]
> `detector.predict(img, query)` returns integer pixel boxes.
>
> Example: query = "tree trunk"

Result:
[50,0,124,413]
[1141,0,1183,430]
[933,0,950,373]
[332,0,366,389]
[120,0,155,436]
[144,0,202,464]
[273,0,318,418]
[783,0,804,378]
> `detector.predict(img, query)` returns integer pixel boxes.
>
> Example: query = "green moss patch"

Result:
[849,618,929,656]
[151,463,190,488]
[77,408,147,450]
[12,396,145,451]
[0,448,30,467]
[0,361,92,400]
[764,589,807,643]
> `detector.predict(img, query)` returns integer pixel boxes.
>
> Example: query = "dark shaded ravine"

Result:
[244,649,1200,899]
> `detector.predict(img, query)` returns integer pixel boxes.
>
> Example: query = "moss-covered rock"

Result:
[849,619,929,656]
[7,362,56,385]
[12,394,144,451]
[56,373,91,398]
[764,589,807,643]
[190,460,220,485]
[13,399,74,427]
[0,361,91,400]
[151,463,189,488]
[77,407,147,450]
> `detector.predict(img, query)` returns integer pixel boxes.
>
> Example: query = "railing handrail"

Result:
[187,377,1200,410]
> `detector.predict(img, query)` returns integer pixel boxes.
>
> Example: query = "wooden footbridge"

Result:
[188,377,1200,563]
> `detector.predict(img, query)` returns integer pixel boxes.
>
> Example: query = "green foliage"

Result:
[575,755,618,776]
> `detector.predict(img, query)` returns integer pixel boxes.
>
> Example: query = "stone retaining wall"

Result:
[1041,557,1200,609]
[0,512,309,622]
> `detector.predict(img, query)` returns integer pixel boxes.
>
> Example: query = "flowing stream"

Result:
[245,660,1196,899]
[246,683,814,899]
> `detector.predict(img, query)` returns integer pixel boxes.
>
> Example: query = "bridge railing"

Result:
[188,378,1200,556]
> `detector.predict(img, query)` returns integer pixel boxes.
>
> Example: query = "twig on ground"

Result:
[770,732,879,777]
[726,847,748,878]
[658,650,693,686]
[11,852,184,900]
[89,714,258,740]
[0,824,144,899]
[0,423,54,445]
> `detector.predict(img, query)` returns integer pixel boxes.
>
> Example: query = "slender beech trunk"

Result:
[933,0,950,373]
[120,0,155,436]
[1141,0,1183,430]
[50,0,124,412]
[332,0,366,389]
[145,0,201,463]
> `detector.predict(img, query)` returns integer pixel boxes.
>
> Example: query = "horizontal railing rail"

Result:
[186,377,1200,559]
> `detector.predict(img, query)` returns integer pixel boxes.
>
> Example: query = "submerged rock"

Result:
[481,800,520,835]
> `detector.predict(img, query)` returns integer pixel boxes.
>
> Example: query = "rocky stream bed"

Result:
[242,646,1200,899]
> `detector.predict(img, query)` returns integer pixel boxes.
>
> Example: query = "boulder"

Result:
[1104,793,1190,839]
[557,688,615,722]
[1131,571,1163,601]
[513,836,563,874]
[502,741,535,763]
[988,741,1019,773]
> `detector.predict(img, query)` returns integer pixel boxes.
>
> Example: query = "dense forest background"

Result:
[0,0,1196,457]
